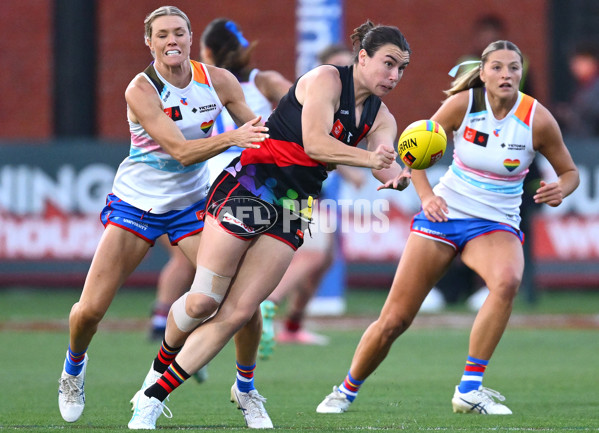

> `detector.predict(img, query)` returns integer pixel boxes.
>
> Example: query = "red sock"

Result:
[285,318,301,332]
[153,339,181,374]
[145,360,190,402]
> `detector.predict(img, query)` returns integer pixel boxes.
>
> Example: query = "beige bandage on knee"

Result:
[171,266,231,332]
[171,293,203,332]
[189,265,231,303]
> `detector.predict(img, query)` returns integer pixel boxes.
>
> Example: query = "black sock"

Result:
[145,360,190,402]
[153,339,182,374]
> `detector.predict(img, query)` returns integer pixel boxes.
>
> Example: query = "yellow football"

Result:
[397,120,447,170]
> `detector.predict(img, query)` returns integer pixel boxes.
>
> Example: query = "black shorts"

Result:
[206,172,306,250]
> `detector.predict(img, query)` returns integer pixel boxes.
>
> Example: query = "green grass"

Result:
[0,288,598,432]
[2,286,599,321]
[345,287,599,315]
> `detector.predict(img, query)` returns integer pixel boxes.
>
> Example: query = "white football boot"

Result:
[130,363,162,410]
[230,383,273,428]
[452,385,513,415]
[58,354,88,422]
[316,386,352,413]
[128,392,172,429]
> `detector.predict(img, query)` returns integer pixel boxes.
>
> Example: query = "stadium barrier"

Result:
[0,136,597,290]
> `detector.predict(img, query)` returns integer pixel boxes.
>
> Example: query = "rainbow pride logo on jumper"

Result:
[201,120,214,134]
[503,159,520,172]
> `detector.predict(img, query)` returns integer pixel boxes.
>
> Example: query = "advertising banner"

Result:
[0,136,596,289]
[0,142,165,286]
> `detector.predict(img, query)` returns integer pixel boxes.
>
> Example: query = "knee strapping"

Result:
[171,293,204,332]
[170,266,231,333]
[189,265,231,303]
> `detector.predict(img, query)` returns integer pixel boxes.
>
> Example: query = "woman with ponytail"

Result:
[130,19,412,429]
[317,40,578,416]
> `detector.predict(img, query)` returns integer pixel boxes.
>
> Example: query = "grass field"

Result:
[1,288,598,432]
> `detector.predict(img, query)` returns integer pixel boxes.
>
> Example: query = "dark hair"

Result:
[474,14,506,34]
[200,18,256,78]
[573,40,599,60]
[445,40,523,96]
[350,20,411,63]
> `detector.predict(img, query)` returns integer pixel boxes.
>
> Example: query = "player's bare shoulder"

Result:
[126,73,153,100]
[125,73,162,123]
[204,64,237,92]
[255,70,292,103]
[531,100,564,151]
[532,100,558,132]
[255,69,287,85]
[432,91,469,132]
[444,91,469,112]
[295,65,342,106]
[204,64,243,105]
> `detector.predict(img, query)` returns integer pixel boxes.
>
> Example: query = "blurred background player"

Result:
[456,14,534,95]
[554,40,599,138]
[258,44,367,355]
[317,43,354,68]
[149,18,292,343]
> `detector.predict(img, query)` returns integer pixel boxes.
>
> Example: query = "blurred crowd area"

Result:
[0,0,598,300]
[2,0,598,141]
